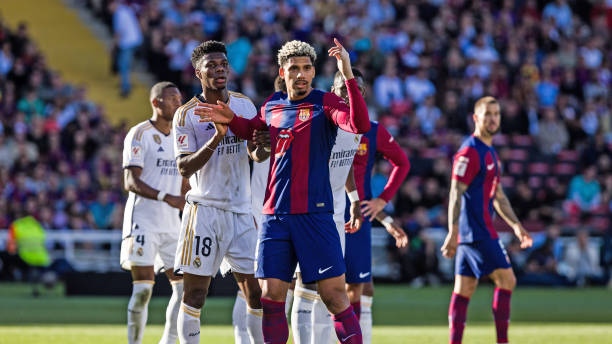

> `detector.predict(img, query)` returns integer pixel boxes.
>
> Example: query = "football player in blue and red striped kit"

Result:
[441,96,533,344]
[199,38,370,344]
[340,69,410,344]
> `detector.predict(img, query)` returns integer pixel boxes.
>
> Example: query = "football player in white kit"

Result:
[290,71,364,344]
[172,40,264,344]
[120,81,189,344]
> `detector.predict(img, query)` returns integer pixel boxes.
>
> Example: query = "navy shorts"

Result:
[344,220,372,283]
[455,237,511,278]
[256,213,345,284]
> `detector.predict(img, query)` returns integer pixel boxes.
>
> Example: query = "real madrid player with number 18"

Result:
[121,81,189,344]
[172,41,264,344]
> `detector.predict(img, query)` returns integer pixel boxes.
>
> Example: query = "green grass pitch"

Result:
[0,283,610,343]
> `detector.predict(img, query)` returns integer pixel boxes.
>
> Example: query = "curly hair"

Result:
[277,40,317,67]
[191,40,227,69]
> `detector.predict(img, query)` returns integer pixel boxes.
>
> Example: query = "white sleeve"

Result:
[123,127,144,168]
[173,109,197,157]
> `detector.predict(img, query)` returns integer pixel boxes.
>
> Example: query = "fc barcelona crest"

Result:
[357,143,368,156]
[153,134,161,145]
[298,108,311,121]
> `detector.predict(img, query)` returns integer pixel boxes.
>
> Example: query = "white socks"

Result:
[246,307,264,343]
[127,281,154,344]
[232,291,250,343]
[360,295,373,344]
[291,287,317,344]
[159,280,183,344]
[178,302,201,344]
[312,294,334,344]
[232,290,264,344]
[285,288,294,318]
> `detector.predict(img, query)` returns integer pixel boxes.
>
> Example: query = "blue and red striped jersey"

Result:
[229,79,370,214]
[352,121,410,202]
[452,135,501,243]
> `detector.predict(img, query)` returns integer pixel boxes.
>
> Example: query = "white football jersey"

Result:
[174,92,257,213]
[329,129,361,221]
[122,121,182,238]
[251,157,269,229]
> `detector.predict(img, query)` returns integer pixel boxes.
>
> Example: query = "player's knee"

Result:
[130,283,153,310]
[245,287,262,308]
[183,287,208,309]
[500,274,517,290]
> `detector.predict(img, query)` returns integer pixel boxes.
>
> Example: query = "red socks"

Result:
[333,305,362,343]
[448,292,470,344]
[261,298,288,344]
[492,287,512,344]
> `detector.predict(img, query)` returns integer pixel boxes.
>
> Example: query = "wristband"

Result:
[347,190,360,203]
[157,191,167,202]
[204,144,215,152]
[381,216,393,225]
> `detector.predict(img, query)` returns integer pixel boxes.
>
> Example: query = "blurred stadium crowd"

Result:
[1,0,611,286]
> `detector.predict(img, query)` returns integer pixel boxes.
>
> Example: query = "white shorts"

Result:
[120,231,178,271]
[175,203,257,277]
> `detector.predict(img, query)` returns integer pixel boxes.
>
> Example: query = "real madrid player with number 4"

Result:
[172,41,265,344]
[121,81,189,344]
[441,96,533,344]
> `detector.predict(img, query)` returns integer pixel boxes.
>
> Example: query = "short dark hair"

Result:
[191,40,227,69]
[150,81,178,101]
[333,68,364,85]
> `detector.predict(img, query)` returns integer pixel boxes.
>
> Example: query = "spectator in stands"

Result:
[535,107,569,156]
[109,0,143,98]
[559,228,606,286]
[565,165,602,217]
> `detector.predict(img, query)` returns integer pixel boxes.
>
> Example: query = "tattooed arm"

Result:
[493,184,533,249]
[441,179,468,259]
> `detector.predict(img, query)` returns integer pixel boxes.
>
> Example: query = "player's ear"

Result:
[278,67,285,78]
[195,69,203,81]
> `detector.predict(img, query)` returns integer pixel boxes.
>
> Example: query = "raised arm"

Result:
[326,39,370,134]
[493,184,533,249]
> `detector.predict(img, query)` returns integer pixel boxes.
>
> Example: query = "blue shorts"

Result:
[344,219,372,284]
[455,237,511,278]
[256,213,345,284]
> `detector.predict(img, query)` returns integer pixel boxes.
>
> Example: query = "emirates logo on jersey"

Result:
[298,108,311,121]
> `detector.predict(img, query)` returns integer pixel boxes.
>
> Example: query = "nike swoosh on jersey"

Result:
[359,272,370,278]
[341,334,356,342]
[318,266,333,274]
[487,163,495,170]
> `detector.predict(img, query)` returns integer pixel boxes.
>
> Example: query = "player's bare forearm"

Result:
[124,167,172,203]
[493,185,520,227]
[176,134,223,178]
[447,179,467,235]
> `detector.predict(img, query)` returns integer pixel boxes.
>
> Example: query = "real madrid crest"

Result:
[137,247,144,256]
[153,134,161,145]
[354,135,360,143]
[193,257,201,268]
[298,108,311,121]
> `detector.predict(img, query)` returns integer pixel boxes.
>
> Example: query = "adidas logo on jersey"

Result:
[206,123,214,130]
[157,146,164,152]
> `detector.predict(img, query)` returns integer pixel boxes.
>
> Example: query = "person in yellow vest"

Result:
[7,215,51,296]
